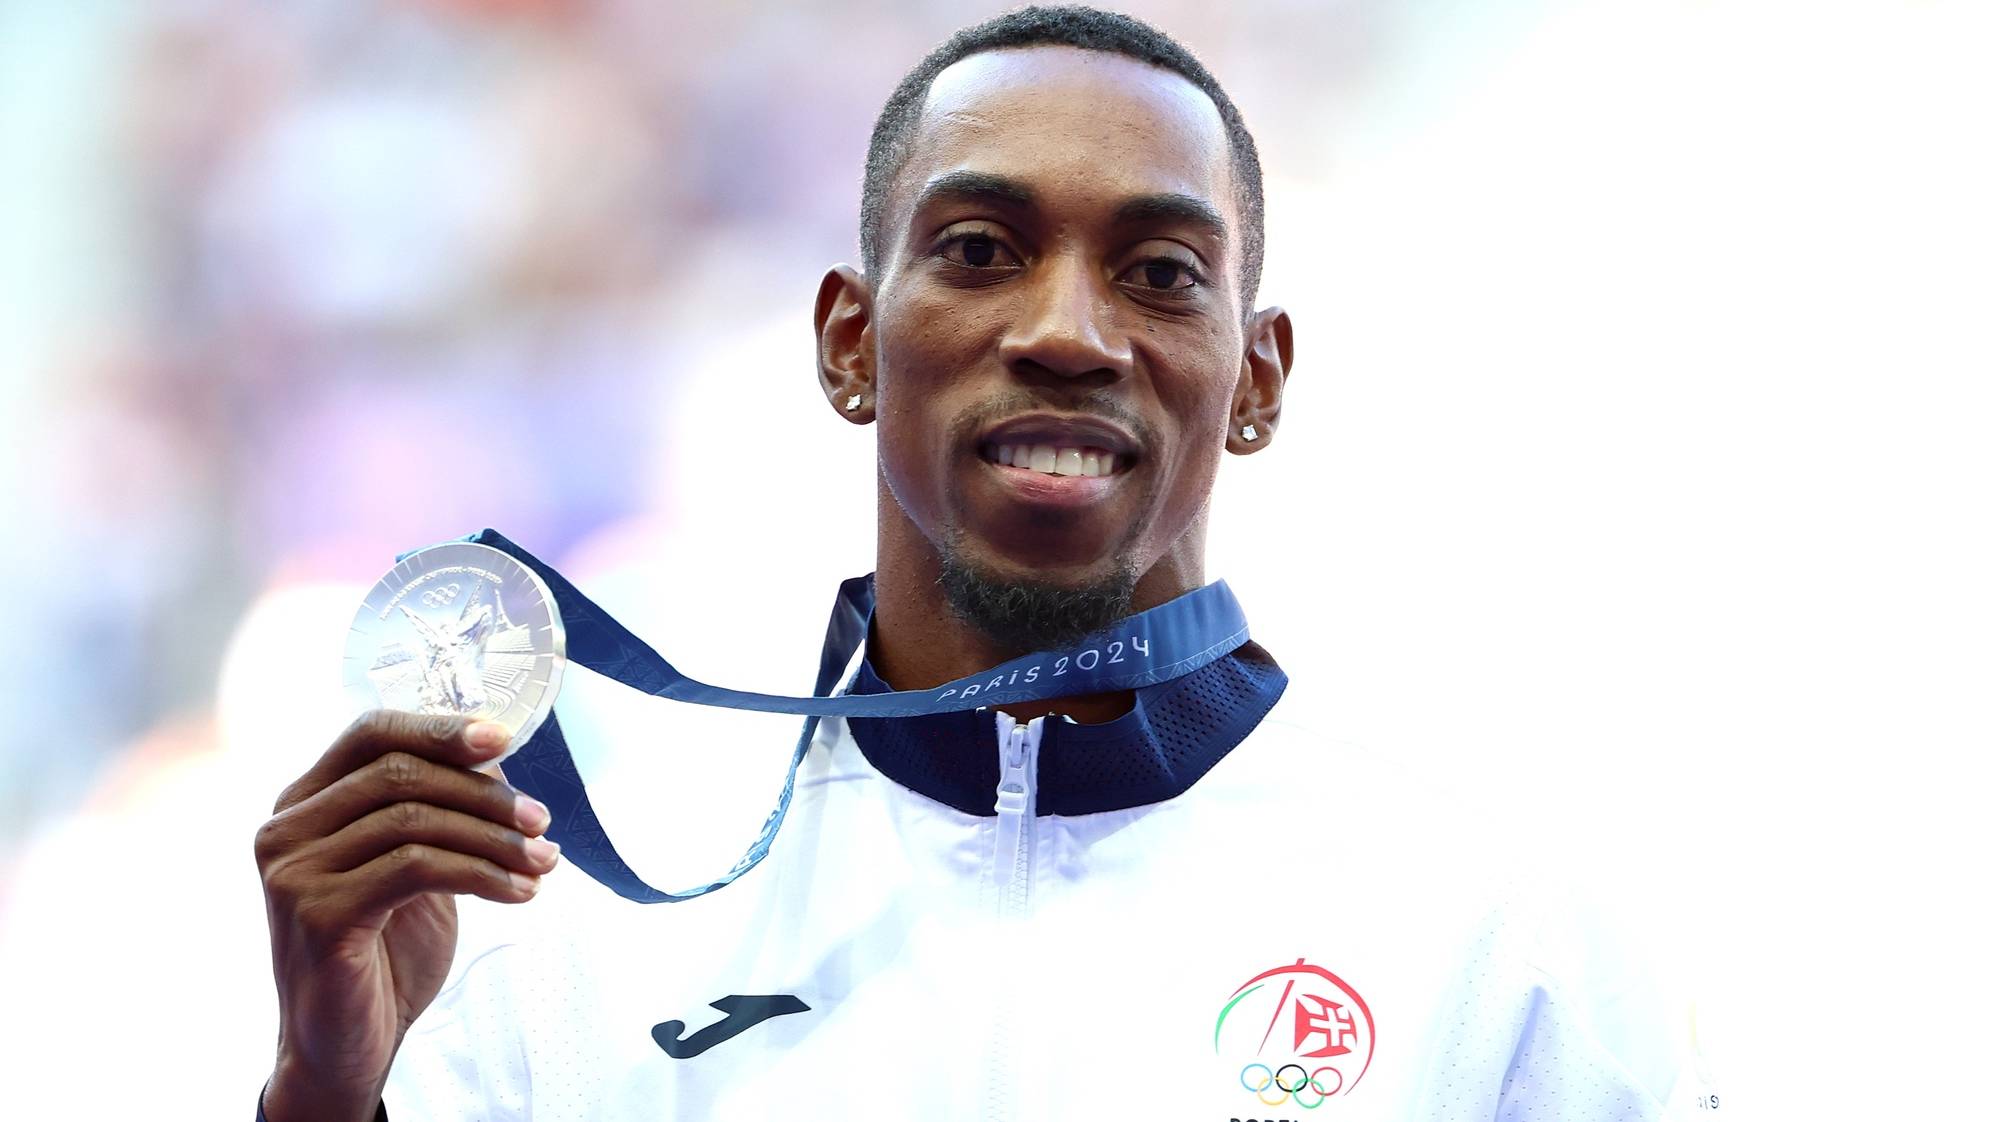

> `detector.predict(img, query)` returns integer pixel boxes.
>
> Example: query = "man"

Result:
[256,8,1702,1119]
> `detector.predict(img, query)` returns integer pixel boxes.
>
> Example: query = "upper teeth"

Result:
[986,443,1120,478]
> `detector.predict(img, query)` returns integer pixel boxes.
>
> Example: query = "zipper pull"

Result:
[995,723,1030,816]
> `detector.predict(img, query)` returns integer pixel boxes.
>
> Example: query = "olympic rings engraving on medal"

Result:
[420,582,462,608]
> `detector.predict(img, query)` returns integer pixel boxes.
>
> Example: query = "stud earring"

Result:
[1241,424,1259,442]
[846,394,864,412]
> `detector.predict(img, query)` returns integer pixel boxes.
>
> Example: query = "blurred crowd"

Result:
[4,0,1339,865]
[3,0,1406,877]
[5,0,874,846]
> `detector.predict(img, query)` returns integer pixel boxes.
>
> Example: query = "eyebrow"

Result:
[1112,193,1229,245]
[912,171,1038,216]
[911,172,1229,245]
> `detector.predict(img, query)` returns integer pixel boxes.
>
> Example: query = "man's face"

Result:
[867,46,1252,605]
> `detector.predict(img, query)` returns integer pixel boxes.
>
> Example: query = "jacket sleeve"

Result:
[1497,888,1728,1122]
[1491,979,1676,1121]
[1412,886,1727,1122]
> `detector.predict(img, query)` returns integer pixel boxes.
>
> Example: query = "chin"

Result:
[935,537,1139,652]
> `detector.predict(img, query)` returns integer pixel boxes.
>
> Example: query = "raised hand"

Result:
[254,712,557,1122]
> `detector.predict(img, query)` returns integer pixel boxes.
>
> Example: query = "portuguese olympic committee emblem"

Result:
[1214,958,1375,1110]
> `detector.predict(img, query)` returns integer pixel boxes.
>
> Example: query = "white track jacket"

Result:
[383,647,1715,1121]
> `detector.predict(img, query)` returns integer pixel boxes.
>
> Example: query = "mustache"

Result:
[949,391,1156,450]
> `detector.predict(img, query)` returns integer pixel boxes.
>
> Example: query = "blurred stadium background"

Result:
[1,0,1993,1117]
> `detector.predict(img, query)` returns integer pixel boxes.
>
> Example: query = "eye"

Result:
[940,231,1021,270]
[1121,256,1201,292]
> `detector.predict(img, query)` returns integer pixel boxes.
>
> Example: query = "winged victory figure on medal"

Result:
[364,578,539,718]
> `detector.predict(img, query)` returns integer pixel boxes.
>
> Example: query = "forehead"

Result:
[894,45,1235,232]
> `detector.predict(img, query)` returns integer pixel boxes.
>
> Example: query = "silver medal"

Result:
[344,541,565,759]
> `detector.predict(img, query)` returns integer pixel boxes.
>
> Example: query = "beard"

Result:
[935,534,1139,654]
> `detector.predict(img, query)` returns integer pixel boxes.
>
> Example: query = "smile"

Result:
[980,443,1130,478]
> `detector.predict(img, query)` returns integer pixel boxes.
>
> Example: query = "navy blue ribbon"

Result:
[460,529,1251,902]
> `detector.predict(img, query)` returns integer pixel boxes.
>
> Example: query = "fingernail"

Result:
[514,793,551,833]
[526,837,561,865]
[510,872,540,896]
[464,721,511,754]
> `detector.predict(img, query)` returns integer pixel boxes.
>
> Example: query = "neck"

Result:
[868,493,1206,725]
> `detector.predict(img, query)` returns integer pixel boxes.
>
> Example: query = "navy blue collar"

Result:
[845,642,1286,817]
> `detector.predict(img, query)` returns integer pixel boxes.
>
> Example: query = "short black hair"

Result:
[860,5,1266,311]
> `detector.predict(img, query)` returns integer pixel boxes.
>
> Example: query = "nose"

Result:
[996,252,1133,385]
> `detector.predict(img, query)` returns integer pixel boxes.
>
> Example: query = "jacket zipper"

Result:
[992,714,1040,914]
[983,712,1042,1122]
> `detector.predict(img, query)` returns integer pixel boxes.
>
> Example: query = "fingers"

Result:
[257,710,558,945]
[258,748,549,873]
[318,801,560,879]
[273,710,511,815]
[299,746,545,835]
[336,843,543,919]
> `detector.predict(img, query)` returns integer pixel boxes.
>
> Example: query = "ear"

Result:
[815,265,875,424]
[1226,306,1293,454]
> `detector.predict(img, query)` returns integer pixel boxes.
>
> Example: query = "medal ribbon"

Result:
[463,529,1251,903]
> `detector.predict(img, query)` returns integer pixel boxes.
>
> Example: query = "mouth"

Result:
[979,442,1131,478]
[974,415,1140,480]
[958,414,1147,563]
